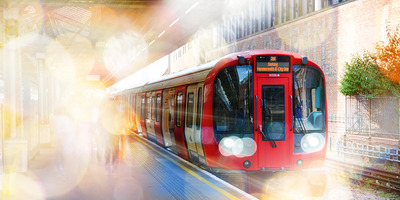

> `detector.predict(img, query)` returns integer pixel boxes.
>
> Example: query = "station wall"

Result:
[197,0,400,137]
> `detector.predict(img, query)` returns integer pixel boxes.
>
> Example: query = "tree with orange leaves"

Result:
[375,27,400,83]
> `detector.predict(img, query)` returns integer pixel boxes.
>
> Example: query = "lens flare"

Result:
[191,29,229,62]
[98,98,131,136]
[262,171,311,199]
[2,173,45,199]
[54,33,95,77]
[103,31,148,80]
[45,37,77,86]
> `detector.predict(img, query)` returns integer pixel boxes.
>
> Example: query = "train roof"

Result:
[142,58,220,92]
[110,49,314,96]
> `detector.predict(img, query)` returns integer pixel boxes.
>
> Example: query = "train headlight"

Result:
[219,136,256,157]
[223,138,235,148]
[300,133,324,153]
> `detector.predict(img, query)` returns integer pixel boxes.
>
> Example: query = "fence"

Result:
[337,140,400,163]
[345,96,400,140]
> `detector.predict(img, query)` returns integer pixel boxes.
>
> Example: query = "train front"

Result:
[202,50,328,197]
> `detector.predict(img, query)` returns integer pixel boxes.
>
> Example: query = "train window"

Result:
[196,88,203,130]
[156,94,161,122]
[146,97,151,119]
[186,93,194,128]
[213,65,253,141]
[169,95,175,129]
[293,65,326,133]
[261,85,285,141]
[176,92,183,127]
[141,96,145,119]
[151,96,155,120]
[132,95,135,115]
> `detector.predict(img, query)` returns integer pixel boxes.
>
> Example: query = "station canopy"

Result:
[2,0,224,87]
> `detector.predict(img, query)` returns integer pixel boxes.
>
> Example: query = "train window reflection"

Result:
[196,88,203,130]
[156,94,161,122]
[141,96,145,119]
[186,93,194,128]
[213,65,253,141]
[293,65,326,133]
[151,96,155,120]
[176,92,183,127]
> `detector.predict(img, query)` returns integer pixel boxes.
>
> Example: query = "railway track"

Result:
[326,158,400,194]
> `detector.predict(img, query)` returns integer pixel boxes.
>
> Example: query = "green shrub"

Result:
[340,52,388,98]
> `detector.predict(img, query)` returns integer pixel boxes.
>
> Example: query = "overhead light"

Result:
[169,18,180,27]
[185,1,199,14]
[158,30,165,38]
[149,40,155,45]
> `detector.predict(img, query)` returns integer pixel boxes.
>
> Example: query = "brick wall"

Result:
[205,0,400,136]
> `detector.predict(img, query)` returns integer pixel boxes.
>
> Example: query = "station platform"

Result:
[3,133,256,200]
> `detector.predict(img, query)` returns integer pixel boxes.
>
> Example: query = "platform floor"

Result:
[2,134,256,200]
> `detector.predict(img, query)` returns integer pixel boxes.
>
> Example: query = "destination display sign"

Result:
[256,55,291,73]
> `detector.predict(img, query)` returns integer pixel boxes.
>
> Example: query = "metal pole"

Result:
[369,98,371,137]
[345,96,347,134]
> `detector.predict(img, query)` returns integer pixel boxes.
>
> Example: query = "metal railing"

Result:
[337,140,400,163]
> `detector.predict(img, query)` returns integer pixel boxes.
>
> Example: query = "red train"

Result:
[112,49,328,196]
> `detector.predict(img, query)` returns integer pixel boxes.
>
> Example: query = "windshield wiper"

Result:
[260,129,277,148]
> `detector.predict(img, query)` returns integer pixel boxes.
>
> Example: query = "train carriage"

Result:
[113,49,327,196]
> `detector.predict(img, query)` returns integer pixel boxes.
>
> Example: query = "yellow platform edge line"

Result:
[131,134,240,200]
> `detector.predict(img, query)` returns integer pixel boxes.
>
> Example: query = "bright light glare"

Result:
[301,133,324,153]
[2,173,45,199]
[224,138,234,148]
[103,31,148,80]
[262,172,310,199]
[308,135,320,147]
[219,136,256,157]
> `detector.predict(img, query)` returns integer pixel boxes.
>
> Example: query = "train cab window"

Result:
[186,93,194,128]
[293,65,326,133]
[261,85,285,141]
[176,92,183,127]
[196,88,203,130]
[156,94,161,122]
[213,65,253,141]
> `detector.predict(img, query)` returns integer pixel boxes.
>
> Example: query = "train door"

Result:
[256,78,290,169]
[131,94,137,133]
[174,85,188,159]
[162,88,176,153]
[135,94,143,134]
[154,90,164,146]
[194,84,206,165]
[145,92,157,143]
[140,93,147,137]
[184,83,206,165]
[184,84,199,163]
